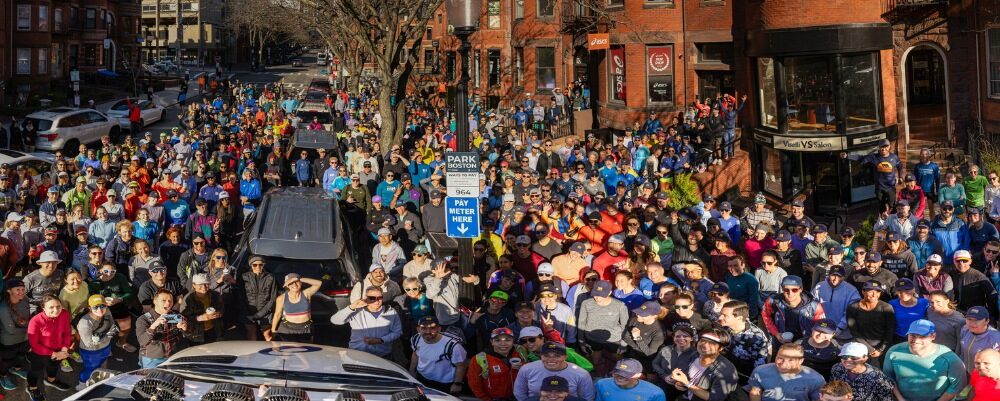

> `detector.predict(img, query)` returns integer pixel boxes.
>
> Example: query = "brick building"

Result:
[4,0,141,99]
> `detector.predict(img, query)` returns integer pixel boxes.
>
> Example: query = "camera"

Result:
[163,313,183,324]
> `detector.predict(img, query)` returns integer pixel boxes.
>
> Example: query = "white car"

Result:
[68,341,459,401]
[105,98,167,131]
[21,107,121,153]
[0,150,54,183]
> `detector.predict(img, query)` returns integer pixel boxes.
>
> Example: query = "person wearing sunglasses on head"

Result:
[74,295,118,391]
[331,286,401,359]
[829,342,895,401]
[761,275,826,345]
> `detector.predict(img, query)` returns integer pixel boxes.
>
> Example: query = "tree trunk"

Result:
[377,84,405,150]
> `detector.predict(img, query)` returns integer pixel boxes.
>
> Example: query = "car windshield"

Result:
[160,364,418,392]
[24,118,53,131]
[304,92,328,102]
[297,110,331,123]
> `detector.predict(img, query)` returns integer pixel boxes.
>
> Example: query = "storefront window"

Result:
[762,147,784,197]
[757,58,777,128]
[783,56,836,132]
[842,53,880,129]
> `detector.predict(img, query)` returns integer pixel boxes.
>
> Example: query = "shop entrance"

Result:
[903,45,949,144]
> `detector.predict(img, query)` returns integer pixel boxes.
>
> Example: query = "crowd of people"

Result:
[1,72,1000,401]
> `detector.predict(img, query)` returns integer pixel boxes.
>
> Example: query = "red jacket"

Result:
[466,349,525,401]
[28,309,72,356]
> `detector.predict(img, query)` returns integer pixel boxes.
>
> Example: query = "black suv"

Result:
[232,187,362,325]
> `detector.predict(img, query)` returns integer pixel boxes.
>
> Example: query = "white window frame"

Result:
[38,48,49,74]
[38,5,48,31]
[989,27,1000,99]
[17,48,31,74]
[17,4,31,31]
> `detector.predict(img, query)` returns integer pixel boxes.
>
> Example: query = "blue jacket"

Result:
[239,179,262,208]
[295,159,312,183]
[375,180,400,206]
[812,281,860,330]
[408,162,432,186]
[931,217,969,261]
[762,292,826,340]
[913,161,940,195]
[907,235,944,270]
[969,223,1000,254]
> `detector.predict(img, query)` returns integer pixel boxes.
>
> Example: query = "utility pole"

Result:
[175,0,183,66]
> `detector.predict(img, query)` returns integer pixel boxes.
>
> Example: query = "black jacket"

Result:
[238,270,276,321]
[179,291,225,343]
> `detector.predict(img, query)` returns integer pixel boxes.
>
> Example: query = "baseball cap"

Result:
[416,315,439,327]
[969,207,982,215]
[591,280,612,297]
[519,326,543,339]
[941,200,955,208]
[537,263,554,275]
[515,301,534,311]
[841,227,856,236]
[954,250,972,261]
[775,230,792,242]
[895,278,915,292]
[811,224,828,234]
[839,342,869,358]
[917,219,931,228]
[885,231,903,242]
[813,318,837,334]
[88,294,107,308]
[866,251,882,262]
[74,225,88,235]
[710,282,730,294]
[829,265,846,277]
[540,376,569,392]
[927,254,943,265]
[569,242,587,255]
[540,342,566,356]
[369,264,385,273]
[967,306,990,321]
[608,234,624,244]
[632,301,661,318]
[377,227,393,236]
[490,327,514,339]
[635,234,651,247]
[489,290,509,302]
[515,235,532,245]
[878,139,891,147]
[192,273,210,285]
[781,275,803,288]
[862,281,884,292]
[791,199,804,208]
[828,246,844,256]
[906,319,935,336]
[719,201,732,211]
[5,278,24,289]
[612,359,642,378]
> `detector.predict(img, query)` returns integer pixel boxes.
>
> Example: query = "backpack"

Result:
[411,330,464,366]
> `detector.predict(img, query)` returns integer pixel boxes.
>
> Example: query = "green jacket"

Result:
[516,344,594,372]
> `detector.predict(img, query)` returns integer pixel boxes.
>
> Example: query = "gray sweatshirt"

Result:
[0,300,29,345]
[423,272,460,326]
[576,297,629,345]
[76,312,116,351]
[330,305,402,357]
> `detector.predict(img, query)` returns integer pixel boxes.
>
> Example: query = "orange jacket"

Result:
[465,350,525,401]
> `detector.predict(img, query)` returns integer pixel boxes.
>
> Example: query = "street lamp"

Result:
[445,0,480,304]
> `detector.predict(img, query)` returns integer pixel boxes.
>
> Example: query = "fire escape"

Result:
[880,0,948,39]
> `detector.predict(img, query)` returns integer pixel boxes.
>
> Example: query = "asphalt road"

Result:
[2,53,349,401]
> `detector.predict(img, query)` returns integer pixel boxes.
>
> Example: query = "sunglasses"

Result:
[783,288,802,293]
[150,269,166,274]
[92,305,108,310]
[214,256,226,260]
[193,241,206,245]
[404,287,421,292]
[251,263,265,267]
[985,249,999,255]
[89,251,103,255]
[840,356,864,361]
[674,304,692,310]
[519,336,543,344]
[539,293,557,298]
[365,296,384,303]
[101,270,115,275]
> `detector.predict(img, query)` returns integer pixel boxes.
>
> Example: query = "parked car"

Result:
[21,108,121,154]
[231,187,362,326]
[292,58,303,67]
[0,150,54,183]
[105,98,166,131]
[69,341,459,401]
[316,52,328,66]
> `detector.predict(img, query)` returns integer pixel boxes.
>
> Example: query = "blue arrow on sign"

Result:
[445,197,481,239]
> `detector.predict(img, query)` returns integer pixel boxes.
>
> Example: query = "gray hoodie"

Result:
[423,272,461,326]
[76,312,116,351]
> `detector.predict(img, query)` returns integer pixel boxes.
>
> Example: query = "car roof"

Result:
[163,341,413,380]
[26,108,83,119]
[248,187,343,259]
[291,129,338,150]
[296,101,328,111]
[0,150,52,165]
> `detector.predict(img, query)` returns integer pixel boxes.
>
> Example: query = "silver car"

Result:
[68,341,459,401]
[105,98,166,131]
[21,107,121,153]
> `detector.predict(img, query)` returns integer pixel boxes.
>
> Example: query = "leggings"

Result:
[27,352,59,389]
[0,341,28,377]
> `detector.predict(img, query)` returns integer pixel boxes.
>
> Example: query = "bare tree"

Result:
[296,0,442,149]
[227,0,294,64]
